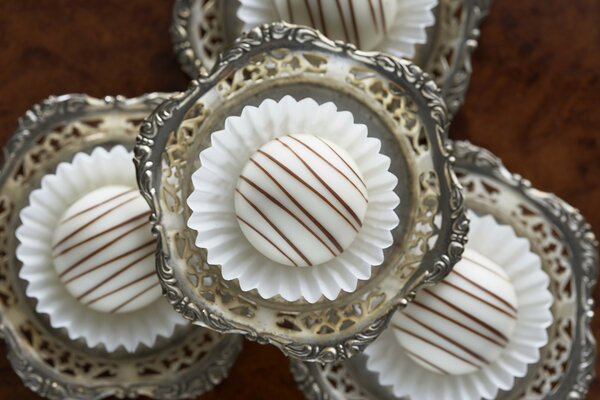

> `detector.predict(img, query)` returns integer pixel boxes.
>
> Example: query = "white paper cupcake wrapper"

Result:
[187,96,399,303]
[364,210,553,400]
[16,146,186,353]
[237,0,438,59]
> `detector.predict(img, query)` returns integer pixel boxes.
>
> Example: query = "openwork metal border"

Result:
[289,140,597,399]
[135,22,468,363]
[0,93,243,400]
[170,0,492,118]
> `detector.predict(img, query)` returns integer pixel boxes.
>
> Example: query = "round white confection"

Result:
[272,0,398,50]
[52,185,161,314]
[234,134,368,267]
[394,248,518,375]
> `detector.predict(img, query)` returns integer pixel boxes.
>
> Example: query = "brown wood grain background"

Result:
[0,1,598,399]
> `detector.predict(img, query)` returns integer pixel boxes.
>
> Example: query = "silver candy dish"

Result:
[134,23,468,363]
[170,0,492,118]
[0,93,243,400]
[290,140,597,399]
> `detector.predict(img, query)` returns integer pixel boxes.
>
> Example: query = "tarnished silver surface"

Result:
[170,0,492,118]
[135,23,468,363]
[290,140,598,399]
[0,93,243,400]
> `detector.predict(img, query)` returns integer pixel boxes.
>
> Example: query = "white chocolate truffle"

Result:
[52,185,161,314]
[269,0,398,50]
[234,134,368,267]
[394,248,518,375]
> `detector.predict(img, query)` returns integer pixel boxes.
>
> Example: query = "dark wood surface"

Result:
[0,1,598,399]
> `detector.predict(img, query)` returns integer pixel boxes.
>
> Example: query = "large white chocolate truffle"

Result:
[394,248,518,375]
[52,185,161,314]
[235,134,368,267]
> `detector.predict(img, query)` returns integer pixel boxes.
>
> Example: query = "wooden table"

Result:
[0,1,598,399]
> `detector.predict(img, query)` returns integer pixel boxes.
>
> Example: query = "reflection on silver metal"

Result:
[135,22,468,363]
[170,0,492,118]
[289,140,597,400]
[0,93,243,400]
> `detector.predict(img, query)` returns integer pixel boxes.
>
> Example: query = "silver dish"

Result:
[135,23,468,363]
[290,140,598,399]
[170,0,492,118]
[0,93,243,400]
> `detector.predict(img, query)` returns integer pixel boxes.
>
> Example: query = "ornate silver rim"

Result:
[289,139,598,400]
[0,93,243,400]
[170,0,492,118]
[135,22,468,363]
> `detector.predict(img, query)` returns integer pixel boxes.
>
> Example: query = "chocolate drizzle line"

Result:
[53,194,138,250]
[423,288,509,342]
[54,211,151,257]
[76,249,155,301]
[453,269,518,314]
[393,324,481,368]
[237,215,298,266]
[58,220,148,279]
[347,0,361,48]
[275,137,362,227]
[367,0,379,33]
[257,149,359,232]
[60,188,135,224]
[249,157,344,252]
[63,239,155,284]
[237,188,311,265]
[333,0,350,42]
[442,280,517,319]
[287,135,367,201]
[239,175,338,256]
[109,281,159,314]
[412,300,506,347]
[316,136,366,188]
[403,313,489,365]
[404,348,449,375]
[462,253,510,282]
[85,270,156,307]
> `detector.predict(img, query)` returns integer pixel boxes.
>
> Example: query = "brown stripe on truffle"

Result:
[287,135,367,201]
[404,348,449,375]
[76,249,155,301]
[303,0,316,27]
[63,239,156,284]
[453,269,518,315]
[256,149,359,232]
[393,324,481,368]
[412,300,507,347]
[249,157,344,252]
[316,0,329,37]
[237,215,298,266]
[53,194,138,250]
[441,280,517,319]
[423,288,510,342]
[109,281,159,314]
[59,220,148,279]
[316,136,366,188]
[334,0,351,42]
[236,189,311,265]
[275,137,362,227]
[239,175,338,256]
[403,313,490,365]
[367,0,379,33]
[85,270,156,307]
[378,0,387,33]
[60,188,135,224]
[54,210,151,257]
[347,0,361,48]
